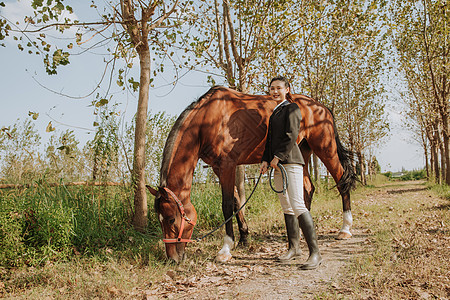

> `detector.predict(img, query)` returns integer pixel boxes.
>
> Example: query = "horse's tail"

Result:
[329,111,357,195]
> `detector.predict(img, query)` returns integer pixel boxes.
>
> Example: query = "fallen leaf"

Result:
[166,270,177,280]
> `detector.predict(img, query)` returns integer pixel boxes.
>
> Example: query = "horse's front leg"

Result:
[216,166,237,263]
[300,141,314,210]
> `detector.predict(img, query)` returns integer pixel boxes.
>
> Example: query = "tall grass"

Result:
[0,182,166,268]
[2,174,443,299]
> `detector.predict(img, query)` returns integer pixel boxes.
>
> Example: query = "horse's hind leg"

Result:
[337,190,352,240]
[314,149,353,240]
[233,186,249,247]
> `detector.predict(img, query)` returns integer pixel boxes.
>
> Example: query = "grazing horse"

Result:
[147,86,356,263]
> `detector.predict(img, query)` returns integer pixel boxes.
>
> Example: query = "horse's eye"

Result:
[168,218,175,225]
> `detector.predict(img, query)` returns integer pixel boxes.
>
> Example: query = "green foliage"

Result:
[0,198,26,267]
[382,169,426,181]
[23,199,74,261]
[191,183,223,229]
[429,182,450,200]
[45,130,85,182]
[369,157,381,174]
[382,171,392,178]
[0,183,151,267]
[87,105,120,182]
[399,169,427,181]
[69,186,134,254]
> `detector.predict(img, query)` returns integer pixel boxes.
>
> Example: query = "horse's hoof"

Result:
[336,231,352,240]
[237,240,249,248]
[216,253,232,263]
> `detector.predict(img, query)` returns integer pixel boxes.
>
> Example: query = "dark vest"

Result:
[262,101,305,165]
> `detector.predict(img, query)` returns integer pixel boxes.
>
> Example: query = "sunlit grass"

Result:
[1,174,448,298]
[336,175,450,299]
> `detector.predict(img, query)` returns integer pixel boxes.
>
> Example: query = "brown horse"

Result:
[147,86,356,263]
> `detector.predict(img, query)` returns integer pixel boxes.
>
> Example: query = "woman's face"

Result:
[269,80,290,102]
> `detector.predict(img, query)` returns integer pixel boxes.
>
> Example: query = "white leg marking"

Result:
[340,210,353,236]
[216,235,234,263]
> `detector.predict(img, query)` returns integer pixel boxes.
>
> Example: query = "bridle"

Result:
[161,187,196,244]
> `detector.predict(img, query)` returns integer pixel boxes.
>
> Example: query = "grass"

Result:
[334,178,450,299]
[0,178,286,298]
[0,175,449,299]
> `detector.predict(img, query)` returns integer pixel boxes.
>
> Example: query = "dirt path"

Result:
[144,181,430,299]
[145,232,368,299]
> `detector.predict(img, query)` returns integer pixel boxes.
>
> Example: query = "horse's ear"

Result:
[146,185,158,196]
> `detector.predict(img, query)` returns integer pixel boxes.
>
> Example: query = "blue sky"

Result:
[0,0,424,172]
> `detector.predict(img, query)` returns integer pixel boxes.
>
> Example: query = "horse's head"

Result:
[147,185,197,263]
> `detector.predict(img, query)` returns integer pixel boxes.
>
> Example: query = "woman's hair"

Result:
[269,76,291,89]
[269,76,293,101]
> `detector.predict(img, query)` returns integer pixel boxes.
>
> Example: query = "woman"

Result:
[260,76,322,270]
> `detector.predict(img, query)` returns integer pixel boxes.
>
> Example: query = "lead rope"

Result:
[195,171,262,242]
[269,163,289,194]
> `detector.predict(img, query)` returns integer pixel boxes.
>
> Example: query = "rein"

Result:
[194,171,262,242]
[162,163,288,244]
[161,171,263,244]
[269,163,289,194]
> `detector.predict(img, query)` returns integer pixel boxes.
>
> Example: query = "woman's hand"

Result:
[260,161,269,174]
[270,157,279,169]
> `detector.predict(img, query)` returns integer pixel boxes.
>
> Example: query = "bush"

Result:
[382,171,392,178]
[23,204,74,261]
[400,169,426,181]
[0,201,26,267]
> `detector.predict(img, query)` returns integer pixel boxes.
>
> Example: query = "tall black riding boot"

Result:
[278,214,302,261]
[298,211,322,270]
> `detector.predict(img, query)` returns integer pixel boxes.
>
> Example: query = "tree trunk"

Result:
[357,151,366,185]
[439,140,445,185]
[93,155,98,180]
[133,46,151,232]
[443,116,450,185]
[424,144,429,179]
[432,140,439,183]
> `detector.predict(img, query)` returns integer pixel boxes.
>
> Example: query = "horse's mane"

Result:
[159,86,222,187]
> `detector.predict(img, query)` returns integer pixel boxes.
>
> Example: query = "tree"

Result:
[190,0,302,93]
[0,0,189,230]
[184,0,303,207]
[278,0,389,183]
[391,0,450,184]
